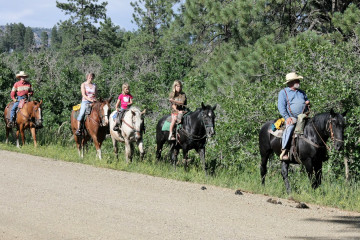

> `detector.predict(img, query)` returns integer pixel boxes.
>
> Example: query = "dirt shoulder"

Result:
[0,150,359,240]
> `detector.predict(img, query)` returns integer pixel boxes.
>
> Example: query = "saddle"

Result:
[161,111,190,132]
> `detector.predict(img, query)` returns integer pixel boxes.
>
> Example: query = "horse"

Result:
[4,100,43,148]
[70,98,112,160]
[109,106,146,163]
[259,109,346,193]
[156,102,216,174]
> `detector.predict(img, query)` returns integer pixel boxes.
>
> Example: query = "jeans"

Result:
[10,95,27,120]
[282,117,297,149]
[112,108,125,119]
[77,100,91,121]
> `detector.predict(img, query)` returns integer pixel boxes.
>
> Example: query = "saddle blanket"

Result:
[268,129,283,138]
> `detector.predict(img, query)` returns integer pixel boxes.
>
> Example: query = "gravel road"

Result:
[0,150,359,240]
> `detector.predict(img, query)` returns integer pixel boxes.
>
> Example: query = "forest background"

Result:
[1,0,360,209]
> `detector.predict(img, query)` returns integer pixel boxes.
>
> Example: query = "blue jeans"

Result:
[77,100,91,121]
[282,117,297,149]
[10,95,27,120]
[112,108,125,119]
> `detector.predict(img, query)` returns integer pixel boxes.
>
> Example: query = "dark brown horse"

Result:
[4,100,43,147]
[70,98,112,159]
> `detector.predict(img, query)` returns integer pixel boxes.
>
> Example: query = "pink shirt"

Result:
[118,94,133,109]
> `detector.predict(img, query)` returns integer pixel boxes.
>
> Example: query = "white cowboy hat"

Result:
[284,72,303,84]
[16,71,29,79]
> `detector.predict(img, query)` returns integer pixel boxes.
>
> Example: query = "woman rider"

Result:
[75,73,97,136]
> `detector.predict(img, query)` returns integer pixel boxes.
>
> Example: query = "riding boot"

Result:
[75,128,81,136]
[280,149,289,161]
[168,132,175,141]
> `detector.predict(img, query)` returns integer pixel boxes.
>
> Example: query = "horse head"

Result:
[130,108,146,141]
[30,100,43,129]
[328,109,346,151]
[201,102,216,137]
[99,98,112,127]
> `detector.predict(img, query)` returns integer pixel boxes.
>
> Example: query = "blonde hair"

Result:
[169,80,183,98]
[122,83,130,94]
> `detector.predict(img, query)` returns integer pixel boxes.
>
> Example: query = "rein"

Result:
[310,117,343,151]
[178,111,210,141]
[18,103,40,122]
[122,112,141,133]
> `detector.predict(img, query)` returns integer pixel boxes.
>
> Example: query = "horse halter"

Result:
[326,118,344,143]
[122,112,141,133]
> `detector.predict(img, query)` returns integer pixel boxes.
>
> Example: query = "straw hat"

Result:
[284,72,303,84]
[16,71,29,79]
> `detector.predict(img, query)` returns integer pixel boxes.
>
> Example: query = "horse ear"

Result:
[212,104,216,111]
[342,110,347,117]
[141,109,146,115]
[201,102,205,109]
[131,110,136,116]
[39,100,43,105]
[330,108,335,117]
[108,97,113,103]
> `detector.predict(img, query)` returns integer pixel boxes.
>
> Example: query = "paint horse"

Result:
[70,98,112,159]
[4,100,43,147]
[109,106,146,163]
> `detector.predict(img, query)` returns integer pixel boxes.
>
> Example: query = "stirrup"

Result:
[75,129,81,136]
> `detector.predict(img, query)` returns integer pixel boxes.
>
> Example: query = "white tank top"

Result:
[83,83,96,101]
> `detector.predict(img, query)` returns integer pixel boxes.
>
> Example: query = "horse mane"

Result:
[310,112,330,130]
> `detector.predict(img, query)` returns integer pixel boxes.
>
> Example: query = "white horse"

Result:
[109,106,146,163]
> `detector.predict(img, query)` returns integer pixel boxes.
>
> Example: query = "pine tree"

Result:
[23,27,35,51]
[56,0,108,55]
[41,31,49,48]
[50,26,62,49]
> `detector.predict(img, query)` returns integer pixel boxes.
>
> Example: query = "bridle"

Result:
[178,110,214,141]
[88,102,109,126]
[122,111,142,133]
[311,117,343,150]
[18,102,42,123]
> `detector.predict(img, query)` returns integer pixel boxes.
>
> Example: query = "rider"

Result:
[75,73,97,136]
[113,83,133,131]
[168,80,187,141]
[278,72,310,160]
[9,71,33,127]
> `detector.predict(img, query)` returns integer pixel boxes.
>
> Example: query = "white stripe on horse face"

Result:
[38,108,42,120]
[103,104,109,118]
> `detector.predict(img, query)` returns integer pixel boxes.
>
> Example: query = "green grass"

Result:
[1,135,360,213]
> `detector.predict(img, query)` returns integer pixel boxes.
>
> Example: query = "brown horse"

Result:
[4,100,43,147]
[70,98,112,159]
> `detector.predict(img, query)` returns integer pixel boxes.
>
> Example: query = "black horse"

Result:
[259,109,346,193]
[156,103,216,173]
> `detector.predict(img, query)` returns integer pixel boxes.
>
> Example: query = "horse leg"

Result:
[183,149,189,171]
[260,150,272,185]
[312,160,323,189]
[137,140,145,160]
[124,139,132,163]
[16,129,20,148]
[5,127,10,144]
[112,137,119,161]
[281,161,291,194]
[198,148,207,175]
[171,148,179,170]
[303,158,316,189]
[92,138,102,160]
[30,127,37,147]
[156,138,165,161]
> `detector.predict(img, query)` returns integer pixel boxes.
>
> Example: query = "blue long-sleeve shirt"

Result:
[278,87,309,120]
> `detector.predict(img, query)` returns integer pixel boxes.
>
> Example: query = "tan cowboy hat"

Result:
[16,71,29,79]
[284,72,303,84]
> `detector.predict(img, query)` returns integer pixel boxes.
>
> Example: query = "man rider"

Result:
[9,71,33,127]
[278,72,310,160]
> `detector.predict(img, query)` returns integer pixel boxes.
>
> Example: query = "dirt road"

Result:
[0,150,359,240]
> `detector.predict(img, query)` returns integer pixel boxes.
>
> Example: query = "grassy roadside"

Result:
[1,137,359,213]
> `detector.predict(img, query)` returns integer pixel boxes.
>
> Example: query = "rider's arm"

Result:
[10,83,17,101]
[115,99,121,110]
[127,96,133,106]
[80,83,89,102]
[278,90,290,120]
